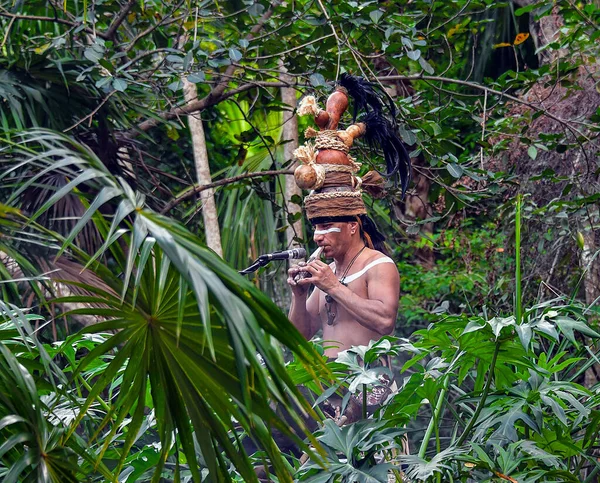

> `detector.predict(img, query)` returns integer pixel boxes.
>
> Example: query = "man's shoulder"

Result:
[340,249,396,286]
[364,248,394,264]
[363,250,397,279]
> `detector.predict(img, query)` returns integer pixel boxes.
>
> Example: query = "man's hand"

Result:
[295,260,340,294]
[287,262,311,297]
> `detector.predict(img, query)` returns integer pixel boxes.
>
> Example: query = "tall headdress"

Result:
[293,74,412,243]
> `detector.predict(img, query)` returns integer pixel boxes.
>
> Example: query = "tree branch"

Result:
[0,10,108,39]
[63,91,117,132]
[118,47,181,71]
[127,0,282,137]
[229,98,276,164]
[160,169,294,214]
[124,2,186,53]
[251,34,334,60]
[315,0,342,80]
[104,0,137,40]
[378,74,590,144]
[129,71,587,146]
[129,81,293,136]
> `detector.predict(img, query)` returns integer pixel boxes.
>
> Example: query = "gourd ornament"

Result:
[294,74,412,197]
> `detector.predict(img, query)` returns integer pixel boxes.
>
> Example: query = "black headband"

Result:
[309,216,357,225]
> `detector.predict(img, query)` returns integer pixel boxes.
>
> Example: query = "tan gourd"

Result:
[337,123,366,148]
[294,164,318,190]
[315,110,330,129]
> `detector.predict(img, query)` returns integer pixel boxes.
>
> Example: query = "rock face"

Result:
[487,3,600,304]
[490,63,600,200]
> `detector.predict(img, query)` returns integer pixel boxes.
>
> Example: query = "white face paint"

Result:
[313,227,342,235]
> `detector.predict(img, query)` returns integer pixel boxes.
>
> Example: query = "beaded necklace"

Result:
[325,245,366,326]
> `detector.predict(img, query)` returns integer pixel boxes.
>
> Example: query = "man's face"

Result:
[312,221,356,258]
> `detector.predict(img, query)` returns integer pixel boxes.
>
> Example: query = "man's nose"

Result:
[314,233,324,242]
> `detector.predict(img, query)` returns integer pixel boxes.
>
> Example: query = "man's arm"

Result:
[287,266,321,339]
[299,259,399,335]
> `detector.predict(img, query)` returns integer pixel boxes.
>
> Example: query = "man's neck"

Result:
[334,241,366,274]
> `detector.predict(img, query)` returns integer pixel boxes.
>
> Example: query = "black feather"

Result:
[361,111,412,198]
[338,74,396,123]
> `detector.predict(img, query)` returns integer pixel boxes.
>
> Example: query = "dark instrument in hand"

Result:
[294,247,323,282]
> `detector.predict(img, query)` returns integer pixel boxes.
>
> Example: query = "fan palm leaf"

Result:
[1,128,329,481]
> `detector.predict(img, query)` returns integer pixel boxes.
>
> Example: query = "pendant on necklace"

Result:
[325,293,336,325]
[326,303,336,325]
[323,249,363,327]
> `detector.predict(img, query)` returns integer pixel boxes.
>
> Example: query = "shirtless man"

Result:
[287,218,400,358]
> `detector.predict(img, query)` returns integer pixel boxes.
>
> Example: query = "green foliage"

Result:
[0,129,330,482]
[396,221,510,328]
[294,197,600,482]
[0,0,599,481]
[0,303,110,482]
[297,299,600,482]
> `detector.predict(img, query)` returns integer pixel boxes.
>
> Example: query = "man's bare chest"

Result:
[316,277,369,326]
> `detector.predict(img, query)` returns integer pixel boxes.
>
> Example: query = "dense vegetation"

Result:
[0,0,599,481]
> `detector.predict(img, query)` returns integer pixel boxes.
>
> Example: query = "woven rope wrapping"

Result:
[321,163,357,174]
[315,134,349,153]
[321,156,362,171]
[308,190,362,200]
[304,189,367,219]
[305,129,349,153]
[353,176,363,190]
[346,156,362,171]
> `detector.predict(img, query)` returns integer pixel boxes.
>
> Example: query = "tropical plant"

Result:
[294,297,600,482]
[0,301,110,482]
[0,129,330,482]
[1,0,599,481]
[295,198,600,482]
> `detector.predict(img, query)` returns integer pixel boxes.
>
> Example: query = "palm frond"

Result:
[398,446,466,481]
[1,128,329,481]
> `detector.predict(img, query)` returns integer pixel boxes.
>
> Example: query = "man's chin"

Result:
[321,247,334,258]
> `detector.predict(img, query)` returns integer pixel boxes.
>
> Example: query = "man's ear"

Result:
[348,221,359,235]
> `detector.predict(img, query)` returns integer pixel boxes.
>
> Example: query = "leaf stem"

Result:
[160,169,294,214]
[515,195,523,325]
[418,375,450,458]
[457,342,500,446]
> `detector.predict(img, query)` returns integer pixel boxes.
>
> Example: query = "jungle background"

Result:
[0,0,599,481]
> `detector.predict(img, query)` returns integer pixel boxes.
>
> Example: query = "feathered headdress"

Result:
[294,74,412,247]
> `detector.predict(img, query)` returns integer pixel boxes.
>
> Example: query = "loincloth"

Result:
[321,361,395,425]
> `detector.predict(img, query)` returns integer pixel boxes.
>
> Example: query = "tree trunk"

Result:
[402,155,434,268]
[512,0,565,64]
[581,228,600,307]
[279,62,303,260]
[183,79,223,257]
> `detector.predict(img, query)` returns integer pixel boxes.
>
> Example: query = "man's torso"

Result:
[316,249,394,357]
